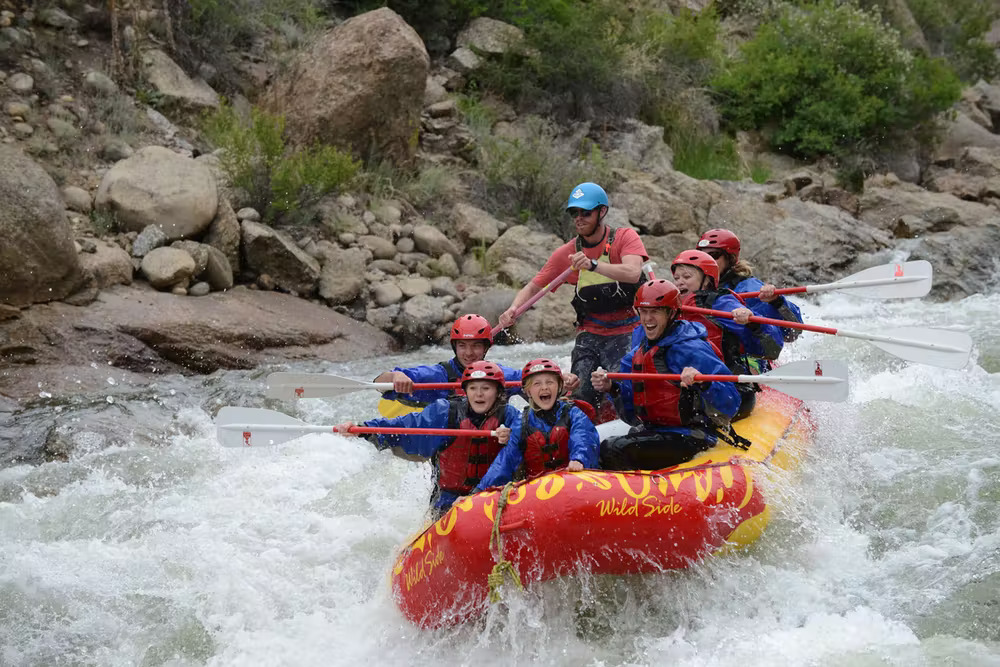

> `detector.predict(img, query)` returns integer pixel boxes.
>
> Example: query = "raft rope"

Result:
[487,482,524,603]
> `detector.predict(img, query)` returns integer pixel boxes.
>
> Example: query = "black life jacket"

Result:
[570,227,646,325]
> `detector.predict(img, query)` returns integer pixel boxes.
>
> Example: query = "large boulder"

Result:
[264,8,429,164]
[142,49,220,110]
[94,146,219,240]
[707,182,890,288]
[0,145,83,306]
[241,221,320,295]
[906,220,1000,300]
[859,175,995,232]
[485,225,563,272]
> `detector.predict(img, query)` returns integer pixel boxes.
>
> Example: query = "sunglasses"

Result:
[567,208,597,218]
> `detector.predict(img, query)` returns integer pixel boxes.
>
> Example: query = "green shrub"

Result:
[711,1,961,159]
[471,115,612,233]
[670,131,743,181]
[202,102,359,221]
[270,145,360,214]
[906,0,1000,82]
[468,2,723,125]
[164,0,324,91]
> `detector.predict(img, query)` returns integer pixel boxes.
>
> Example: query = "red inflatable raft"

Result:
[390,387,815,628]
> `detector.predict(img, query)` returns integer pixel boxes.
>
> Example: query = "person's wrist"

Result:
[590,258,598,271]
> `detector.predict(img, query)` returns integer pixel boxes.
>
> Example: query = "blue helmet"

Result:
[566,182,609,212]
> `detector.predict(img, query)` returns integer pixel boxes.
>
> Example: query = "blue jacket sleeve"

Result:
[713,293,783,360]
[473,404,525,490]
[568,405,600,468]
[667,340,740,420]
[734,277,804,342]
[474,443,524,491]
[362,398,451,457]
[614,345,636,424]
[380,363,453,404]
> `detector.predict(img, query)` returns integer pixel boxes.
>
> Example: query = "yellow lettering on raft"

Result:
[643,495,682,517]
[505,484,527,505]
[482,496,496,523]
[693,470,713,502]
[403,549,446,592]
[597,497,640,517]
[615,472,651,500]
[596,496,684,518]
[737,468,755,510]
[573,470,614,490]
[535,475,564,500]
[435,506,459,536]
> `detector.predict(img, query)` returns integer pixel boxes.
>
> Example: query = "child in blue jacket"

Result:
[474,358,599,491]
[335,361,522,516]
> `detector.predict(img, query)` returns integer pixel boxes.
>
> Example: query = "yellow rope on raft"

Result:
[487,482,524,604]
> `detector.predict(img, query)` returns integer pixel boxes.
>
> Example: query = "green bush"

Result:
[470,115,612,233]
[711,0,961,159]
[165,0,324,91]
[202,102,359,221]
[670,131,743,181]
[906,0,1000,82]
[474,3,723,124]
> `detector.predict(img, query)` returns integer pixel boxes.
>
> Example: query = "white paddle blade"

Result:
[870,327,972,370]
[597,419,629,440]
[756,359,850,402]
[826,260,932,298]
[264,372,388,399]
[216,406,308,447]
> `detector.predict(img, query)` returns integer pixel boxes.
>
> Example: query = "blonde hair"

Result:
[729,259,754,279]
[523,372,565,412]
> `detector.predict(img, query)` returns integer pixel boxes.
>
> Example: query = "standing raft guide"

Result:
[215,254,974,629]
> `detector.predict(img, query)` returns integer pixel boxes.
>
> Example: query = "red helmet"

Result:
[634,279,682,310]
[450,314,493,350]
[671,249,720,288]
[697,228,741,263]
[521,358,563,390]
[460,360,505,390]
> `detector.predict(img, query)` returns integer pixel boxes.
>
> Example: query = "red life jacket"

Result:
[678,291,743,371]
[435,398,504,495]
[631,341,703,427]
[518,406,571,477]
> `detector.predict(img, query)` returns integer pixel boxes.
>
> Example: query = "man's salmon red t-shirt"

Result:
[531,226,648,336]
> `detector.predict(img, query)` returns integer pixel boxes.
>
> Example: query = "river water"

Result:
[2,286,999,666]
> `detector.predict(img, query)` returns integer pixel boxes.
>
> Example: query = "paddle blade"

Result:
[832,260,932,298]
[216,406,307,447]
[265,372,384,399]
[870,327,972,370]
[757,359,850,402]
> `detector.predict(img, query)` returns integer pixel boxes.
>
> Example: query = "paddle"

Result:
[606,359,849,402]
[491,265,575,336]
[680,305,972,370]
[216,406,502,448]
[265,373,522,400]
[735,260,932,300]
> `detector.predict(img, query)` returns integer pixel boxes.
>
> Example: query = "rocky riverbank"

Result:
[3,6,1000,404]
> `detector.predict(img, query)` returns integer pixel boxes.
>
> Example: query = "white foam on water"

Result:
[3,291,1000,665]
